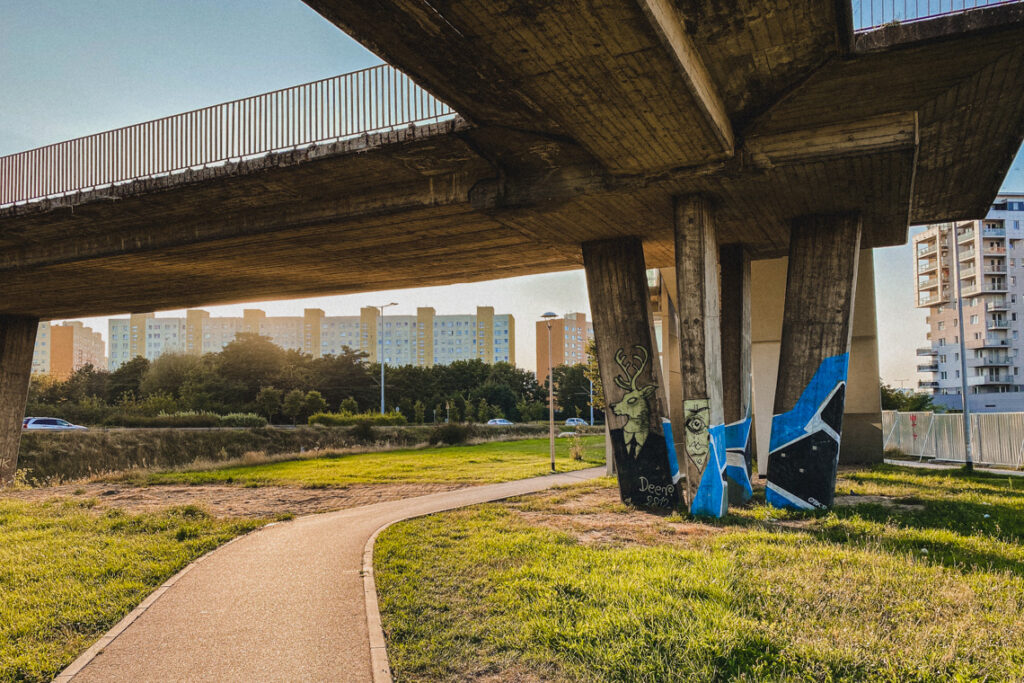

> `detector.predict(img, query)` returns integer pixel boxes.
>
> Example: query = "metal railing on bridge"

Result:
[853,0,1021,30]
[0,64,455,207]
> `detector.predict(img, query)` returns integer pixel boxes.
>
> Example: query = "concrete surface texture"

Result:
[59,468,603,683]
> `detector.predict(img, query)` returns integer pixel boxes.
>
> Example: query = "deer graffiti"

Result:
[610,345,656,455]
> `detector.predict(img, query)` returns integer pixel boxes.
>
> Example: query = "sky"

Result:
[2,1,1022,379]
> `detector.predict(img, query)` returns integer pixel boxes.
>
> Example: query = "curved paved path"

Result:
[60,467,603,682]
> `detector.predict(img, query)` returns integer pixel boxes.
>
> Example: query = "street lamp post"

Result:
[541,312,557,472]
[376,302,398,414]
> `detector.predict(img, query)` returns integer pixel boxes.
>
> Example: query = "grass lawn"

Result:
[134,436,605,487]
[375,465,1024,682]
[0,499,261,683]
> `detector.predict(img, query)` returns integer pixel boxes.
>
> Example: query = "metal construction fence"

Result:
[0,64,454,207]
[882,410,1024,468]
[852,0,1021,30]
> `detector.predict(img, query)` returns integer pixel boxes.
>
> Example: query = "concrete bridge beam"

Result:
[766,213,862,510]
[0,315,38,485]
[673,196,727,516]
[583,237,679,511]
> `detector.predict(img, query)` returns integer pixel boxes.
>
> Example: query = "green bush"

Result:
[308,411,407,426]
[105,411,221,428]
[217,413,268,428]
[349,421,377,444]
[429,423,473,446]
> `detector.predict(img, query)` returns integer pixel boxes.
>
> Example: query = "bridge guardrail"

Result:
[0,64,454,207]
[853,0,1021,31]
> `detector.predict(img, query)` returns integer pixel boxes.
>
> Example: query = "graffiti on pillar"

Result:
[724,404,754,505]
[766,352,849,510]
[684,398,728,517]
[608,345,678,510]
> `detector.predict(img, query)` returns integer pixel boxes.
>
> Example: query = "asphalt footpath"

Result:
[59,467,604,683]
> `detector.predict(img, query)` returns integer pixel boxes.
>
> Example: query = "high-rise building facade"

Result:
[31,321,106,379]
[536,312,595,382]
[914,193,1024,411]
[108,306,515,370]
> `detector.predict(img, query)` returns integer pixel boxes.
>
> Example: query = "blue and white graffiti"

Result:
[766,352,849,510]
[723,415,753,504]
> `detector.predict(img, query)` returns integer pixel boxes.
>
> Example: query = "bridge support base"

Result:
[583,237,679,511]
[766,213,862,510]
[720,244,755,505]
[674,195,727,517]
[0,315,38,485]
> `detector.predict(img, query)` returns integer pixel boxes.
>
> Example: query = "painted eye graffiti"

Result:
[685,415,706,433]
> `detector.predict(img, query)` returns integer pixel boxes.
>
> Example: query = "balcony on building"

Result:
[917,258,939,274]
[918,380,940,389]
[978,355,1012,366]
[917,292,945,306]
[917,362,939,373]
[969,374,1014,387]
[918,275,940,290]
[987,299,1009,312]
[971,337,1012,349]
[959,265,976,278]
[983,282,1009,293]
[961,284,979,296]
[916,346,938,356]
[983,226,1006,238]
[983,264,1007,274]
[916,240,938,257]
[983,244,1007,256]
[959,248,976,261]
[986,319,1011,330]
[957,229,975,244]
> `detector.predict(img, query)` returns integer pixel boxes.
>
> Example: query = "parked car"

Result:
[486,418,514,426]
[564,417,588,427]
[23,417,87,431]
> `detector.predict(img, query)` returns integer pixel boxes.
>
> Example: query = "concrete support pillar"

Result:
[766,214,862,510]
[583,237,679,510]
[719,244,754,505]
[673,196,727,517]
[0,315,39,485]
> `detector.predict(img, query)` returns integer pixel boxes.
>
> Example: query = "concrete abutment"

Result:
[0,315,38,485]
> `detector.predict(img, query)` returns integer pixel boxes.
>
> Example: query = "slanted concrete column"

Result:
[0,315,38,485]
[719,244,754,505]
[674,196,727,517]
[767,214,861,510]
[583,237,679,510]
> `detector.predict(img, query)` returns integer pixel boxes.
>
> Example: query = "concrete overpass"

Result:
[1,1,1023,513]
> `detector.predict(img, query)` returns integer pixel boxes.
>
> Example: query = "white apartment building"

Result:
[109,306,515,370]
[914,193,1024,412]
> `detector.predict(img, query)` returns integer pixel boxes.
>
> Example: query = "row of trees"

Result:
[27,333,604,425]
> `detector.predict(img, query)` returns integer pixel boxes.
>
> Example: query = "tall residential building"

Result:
[31,321,106,380]
[108,306,515,370]
[914,193,1024,411]
[536,312,595,382]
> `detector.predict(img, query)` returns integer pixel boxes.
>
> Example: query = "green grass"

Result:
[0,499,260,682]
[135,436,605,487]
[375,465,1024,682]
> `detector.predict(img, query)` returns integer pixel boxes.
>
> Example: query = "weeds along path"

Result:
[60,467,604,682]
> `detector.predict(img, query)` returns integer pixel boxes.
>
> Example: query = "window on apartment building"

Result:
[955,352,960,361]
[939,354,947,363]
[937,321,945,330]
[970,315,979,324]
[956,370,960,378]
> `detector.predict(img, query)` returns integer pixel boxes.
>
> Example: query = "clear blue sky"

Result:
[2,1,1022,378]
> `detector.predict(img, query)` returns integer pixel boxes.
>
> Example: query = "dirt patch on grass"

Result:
[2,482,467,519]
[508,484,723,547]
[834,494,925,511]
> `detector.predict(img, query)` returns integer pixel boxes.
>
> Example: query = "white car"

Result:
[564,417,588,427]
[23,417,87,431]
[486,418,514,426]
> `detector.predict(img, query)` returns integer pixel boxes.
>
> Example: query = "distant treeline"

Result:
[27,333,603,426]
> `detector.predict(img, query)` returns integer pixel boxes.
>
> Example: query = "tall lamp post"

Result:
[541,312,557,472]
[376,302,398,414]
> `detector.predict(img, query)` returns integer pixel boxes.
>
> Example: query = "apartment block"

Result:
[109,306,515,370]
[536,312,595,382]
[914,194,1024,411]
[31,321,106,380]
